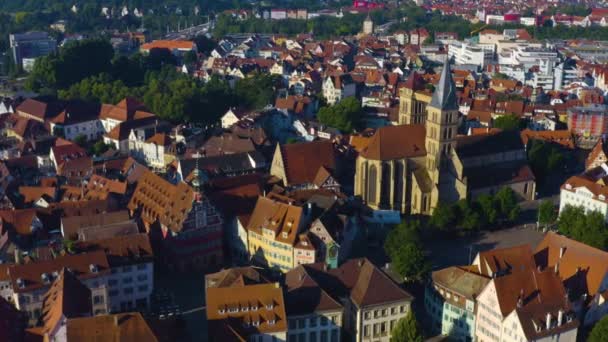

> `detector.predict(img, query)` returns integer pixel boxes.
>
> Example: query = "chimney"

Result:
[546,312,551,330]
[558,310,564,326]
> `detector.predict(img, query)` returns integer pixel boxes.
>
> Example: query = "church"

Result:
[354,60,536,215]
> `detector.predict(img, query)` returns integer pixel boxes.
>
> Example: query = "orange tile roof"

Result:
[206,283,287,338]
[8,250,110,293]
[38,268,92,336]
[127,170,194,233]
[18,186,56,204]
[475,244,536,278]
[359,124,426,160]
[66,312,158,341]
[277,140,336,186]
[520,129,574,149]
[535,232,608,297]
[246,196,303,246]
[141,40,195,51]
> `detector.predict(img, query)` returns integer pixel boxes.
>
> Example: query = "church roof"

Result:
[359,124,426,161]
[429,59,458,111]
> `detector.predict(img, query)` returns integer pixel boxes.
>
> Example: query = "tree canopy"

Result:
[558,205,608,250]
[317,97,363,133]
[384,220,429,282]
[493,114,525,131]
[390,310,424,342]
[429,187,521,234]
[589,316,608,342]
[538,200,557,226]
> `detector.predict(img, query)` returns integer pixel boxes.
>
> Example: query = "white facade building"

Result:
[448,41,495,68]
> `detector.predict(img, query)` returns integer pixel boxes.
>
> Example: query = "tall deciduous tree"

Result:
[390,310,424,342]
[384,220,429,282]
[317,97,363,133]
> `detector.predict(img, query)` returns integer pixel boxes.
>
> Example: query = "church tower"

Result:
[425,59,459,184]
[398,71,425,124]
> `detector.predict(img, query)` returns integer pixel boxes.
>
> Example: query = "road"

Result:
[164,21,214,40]
[426,225,545,269]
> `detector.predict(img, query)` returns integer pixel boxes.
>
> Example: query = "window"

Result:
[298,319,306,329]
[138,285,148,292]
[320,330,328,342]
[330,330,338,342]
[364,311,371,320]
[109,290,119,297]
[321,316,328,326]
[289,319,297,329]
[108,279,118,286]
[391,307,397,315]
[137,264,147,270]
[309,331,317,342]
[123,266,132,272]
[123,287,134,295]
[93,295,104,304]
[310,317,317,327]
[364,325,370,337]
[123,277,133,284]
[137,274,148,282]
[298,333,306,342]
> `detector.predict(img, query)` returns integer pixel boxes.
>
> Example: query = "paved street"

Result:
[426,225,545,269]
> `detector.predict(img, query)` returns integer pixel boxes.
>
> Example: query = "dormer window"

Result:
[251,305,258,311]
[89,264,98,273]
[16,278,25,289]
[268,319,276,325]
[565,184,572,190]
[252,320,260,327]
[266,304,274,310]
[241,306,249,312]
[282,232,288,238]
[218,308,225,315]
[41,273,50,284]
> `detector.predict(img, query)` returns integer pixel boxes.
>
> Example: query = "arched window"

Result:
[394,162,404,206]
[367,165,377,205]
[380,163,391,207]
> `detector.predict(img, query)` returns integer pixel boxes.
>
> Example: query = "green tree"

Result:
[74,134,87,147]
[317,97,363,133]
[429,202,456,231]
[558,205,608,250]
[455,200,482,232]
[477,194,498,225]
[495,187,520,222]
[26,39,114,92]
[557,205,586,239]
[493,114,523,131]
[384,220,429,282]
[390,310,424,342]
[538,200,557,226]
[589,315,608,342]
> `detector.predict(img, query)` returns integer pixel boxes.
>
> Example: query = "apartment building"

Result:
[559,168,608,221]
[7,251,110,325]
[76,234,154,313]
[298,259,414,342]
[285,266,343,342]
[426,266,490,341]
[206,283,288,341]
[475,268,578,342]
[323,74,356,105]
[245,196,310,272]
[448,41,495,69]
[9,31,57,71]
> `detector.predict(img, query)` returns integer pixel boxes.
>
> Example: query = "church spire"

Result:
[429,59,458,111]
